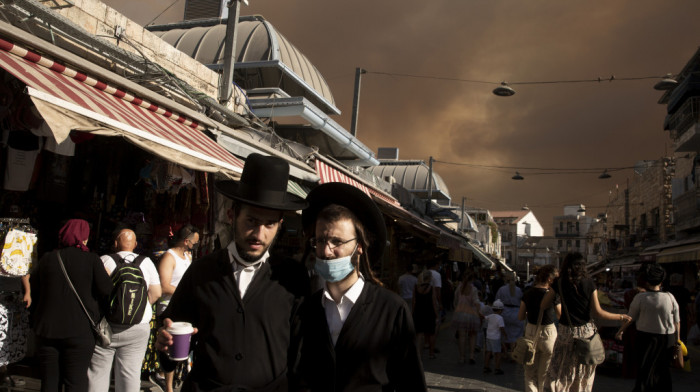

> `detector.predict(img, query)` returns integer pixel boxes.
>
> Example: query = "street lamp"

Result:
[493,82,516,96]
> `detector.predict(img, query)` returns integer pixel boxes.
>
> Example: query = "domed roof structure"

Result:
[150,15,338,115]
[369,161,451,203]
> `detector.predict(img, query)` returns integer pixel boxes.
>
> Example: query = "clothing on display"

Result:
[0,218,37,277]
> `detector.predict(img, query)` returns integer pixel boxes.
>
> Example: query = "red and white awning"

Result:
[315,158,400,206]
[0,38,244,177]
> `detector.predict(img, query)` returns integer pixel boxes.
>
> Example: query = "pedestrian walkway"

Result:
[423,315,700,392]
[6,319,700,392]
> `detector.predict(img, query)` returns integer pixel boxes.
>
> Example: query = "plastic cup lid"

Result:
[167,321,194,335]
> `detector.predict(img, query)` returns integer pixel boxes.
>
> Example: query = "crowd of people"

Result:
[2,151,698,392]
[400,250,700,392]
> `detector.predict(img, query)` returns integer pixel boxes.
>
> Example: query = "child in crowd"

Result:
[483,299,507,375]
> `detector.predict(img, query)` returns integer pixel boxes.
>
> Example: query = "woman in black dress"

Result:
[30,219,112,392]
[413,270,438,359]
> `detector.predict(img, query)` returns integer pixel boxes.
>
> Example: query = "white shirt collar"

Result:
[227,240,268,271]
[322,275,365,306]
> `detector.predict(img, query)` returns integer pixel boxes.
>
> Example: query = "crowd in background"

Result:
[399,252,698,392]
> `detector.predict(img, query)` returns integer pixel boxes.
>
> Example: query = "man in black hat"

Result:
[296,182,426,392]
[155,153,307,392]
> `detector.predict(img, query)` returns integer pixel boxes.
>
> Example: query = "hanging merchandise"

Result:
[0,291,29,366]
[140,159,196,194]
[3,129,42,191]
[0,218,37,277]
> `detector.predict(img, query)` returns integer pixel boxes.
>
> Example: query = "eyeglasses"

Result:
[310,237,357,250]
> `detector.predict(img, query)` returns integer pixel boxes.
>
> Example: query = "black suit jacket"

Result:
[298,282,426,392]
[162,248,300,392]
[30,247,112,339]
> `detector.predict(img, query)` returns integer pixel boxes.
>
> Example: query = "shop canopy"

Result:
[656,242,700,263]
[0,38,245,178]
[465,242,496,269]
[314,155,400,206]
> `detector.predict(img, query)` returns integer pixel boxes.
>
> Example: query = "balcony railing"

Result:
[667,96,700,136]
[554,229,581,238]
[674,187,700,232]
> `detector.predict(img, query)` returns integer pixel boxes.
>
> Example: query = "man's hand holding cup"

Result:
[156,318,197,361]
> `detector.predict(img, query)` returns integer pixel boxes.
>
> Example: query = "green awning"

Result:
[287,181,309,199]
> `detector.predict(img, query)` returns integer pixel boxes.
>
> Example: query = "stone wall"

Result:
[43,0,245,114]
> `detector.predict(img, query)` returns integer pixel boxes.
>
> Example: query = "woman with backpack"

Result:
[30,219,113,392]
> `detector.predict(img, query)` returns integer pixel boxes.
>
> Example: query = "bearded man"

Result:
[156,154,307,392]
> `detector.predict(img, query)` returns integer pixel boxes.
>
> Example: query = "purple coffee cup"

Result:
[167,322,194,361]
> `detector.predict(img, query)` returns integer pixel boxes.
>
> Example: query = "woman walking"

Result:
[151,224,199,392]
[30,219,112,392]
[541,253,631,392]
[413,270,439,359]
[495,272,524,353]
[616,263,680,392]
[518,265,560,392]
[452,271,481,364]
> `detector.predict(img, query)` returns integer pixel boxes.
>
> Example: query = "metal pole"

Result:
[350,67,366,137]
[459,196,466,231]
[425,156,433,215]
[218,0,243,104]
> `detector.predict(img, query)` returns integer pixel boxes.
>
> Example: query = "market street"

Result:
[7,314,700,392]
[422,317,700,392]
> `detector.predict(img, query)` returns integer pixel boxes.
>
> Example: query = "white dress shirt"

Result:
[322,276,365,345]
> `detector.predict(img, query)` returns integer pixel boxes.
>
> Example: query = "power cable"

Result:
[145,0,183,27]
[365,70,668,87]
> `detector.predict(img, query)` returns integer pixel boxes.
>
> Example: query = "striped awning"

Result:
[287,180,309,199]
[0,38,244,178]
[314,157,400,206]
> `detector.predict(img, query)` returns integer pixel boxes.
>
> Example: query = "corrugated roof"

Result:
[368,162,451,202]
[150,16,337,115]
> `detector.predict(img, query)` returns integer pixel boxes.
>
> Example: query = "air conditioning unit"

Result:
[377,147,399,160]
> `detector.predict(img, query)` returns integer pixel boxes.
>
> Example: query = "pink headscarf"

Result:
[58,219,90,252]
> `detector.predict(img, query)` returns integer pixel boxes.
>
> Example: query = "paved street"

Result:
[6,318,700,392]
[423,318,700,392]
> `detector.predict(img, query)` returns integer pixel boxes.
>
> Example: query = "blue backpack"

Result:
[107,254,149,325]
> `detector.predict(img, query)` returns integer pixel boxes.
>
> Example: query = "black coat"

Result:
[162,248,301,392]
[298,282,426,392]
[30,247,112,339]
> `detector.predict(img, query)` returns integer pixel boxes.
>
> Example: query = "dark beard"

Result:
[236,243,264,263]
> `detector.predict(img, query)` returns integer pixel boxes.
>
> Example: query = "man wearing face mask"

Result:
[297,183,426,392]
[155,154,308,392]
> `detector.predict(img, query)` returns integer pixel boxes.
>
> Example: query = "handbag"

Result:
[512,336,536,365]
[57,251,112,348]
[559,279,605,365]
[672,342,684,369]
[512,295,546,366]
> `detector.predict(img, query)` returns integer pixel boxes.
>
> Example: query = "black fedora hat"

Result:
[302,182,386,264]
[215,153,308,211]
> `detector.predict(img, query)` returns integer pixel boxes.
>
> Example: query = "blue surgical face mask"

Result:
[314,245,357,283]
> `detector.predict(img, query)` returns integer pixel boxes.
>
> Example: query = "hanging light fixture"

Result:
[493,81,516,97]
[598,170,612,179]
[654,74,678,90]
[512,171,524,180]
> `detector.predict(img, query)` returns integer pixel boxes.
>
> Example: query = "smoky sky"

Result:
[104,0,700,234]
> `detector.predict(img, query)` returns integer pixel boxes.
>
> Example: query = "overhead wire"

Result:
[365,70,669,87]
